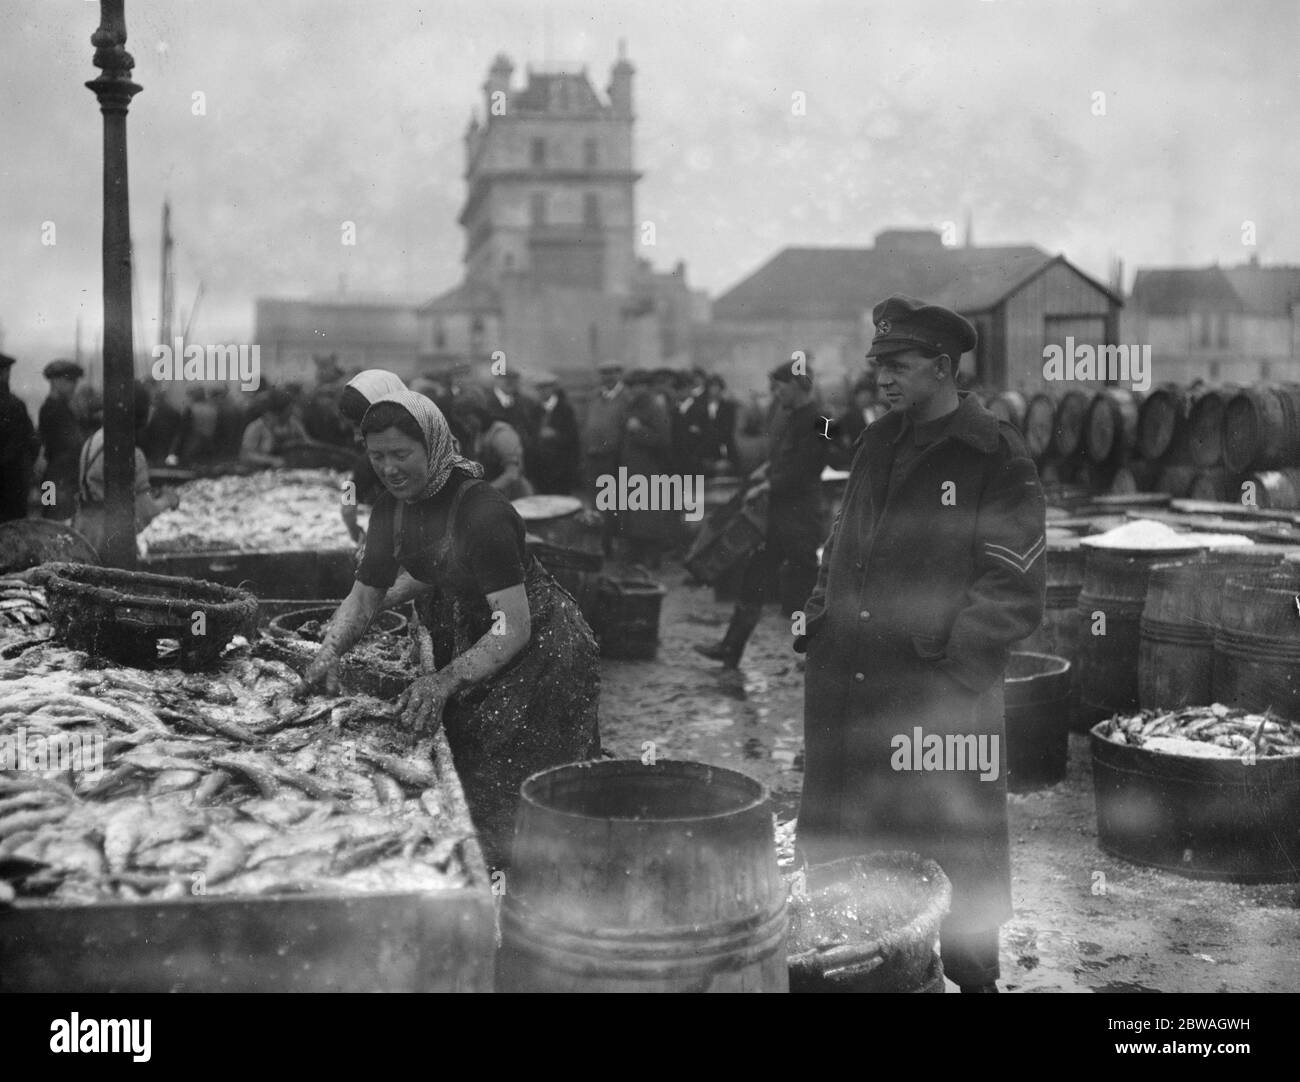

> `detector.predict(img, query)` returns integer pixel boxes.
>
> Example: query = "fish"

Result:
[210,756,280,799]
[237,799,316,830]
[372,772,405,807]
[353,748,437,789]
[0,790,67,816]
[151,769,205,796]
[132,839,212,872]
[330,831,403,875]
[0,805,72,840]
[79,762,142,800]
[103,803,149,872]
[192,769,231,806]
[418,789,443,820]
[271,766,341,802]
[203,827,249,885]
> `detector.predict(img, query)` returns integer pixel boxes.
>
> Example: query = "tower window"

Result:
[584,138,598,168]
[531,138,546,167]
[530,192,547,226]
[583,193,601,227]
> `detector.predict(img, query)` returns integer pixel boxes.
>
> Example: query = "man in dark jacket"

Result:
[530,373,580,494]
[38,359,85,520]
[700,375,738,471]
[0,354,39,521]
[696,357,828,667]
[795,296,1046,993]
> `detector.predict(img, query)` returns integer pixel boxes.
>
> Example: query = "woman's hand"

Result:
[295,646,340,698]
[401,674,451,736]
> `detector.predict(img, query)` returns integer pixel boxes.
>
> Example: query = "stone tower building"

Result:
[420,45,706,387]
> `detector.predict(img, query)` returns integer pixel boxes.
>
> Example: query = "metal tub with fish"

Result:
[0,616,494,991]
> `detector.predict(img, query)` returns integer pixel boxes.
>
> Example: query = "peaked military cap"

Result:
[865,295,978,362]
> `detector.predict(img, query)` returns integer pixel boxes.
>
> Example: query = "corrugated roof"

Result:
[712,242,1062,321]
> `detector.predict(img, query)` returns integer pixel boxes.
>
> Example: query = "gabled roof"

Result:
[422,280,501,314]
[711,239,1107,322]
[1129,264,1300,317]
[1220,266,1300,316]
[1129,268,1246,315]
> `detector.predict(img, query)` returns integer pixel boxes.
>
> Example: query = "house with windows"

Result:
[704,228,1122,397]
[1123,259,1300,384]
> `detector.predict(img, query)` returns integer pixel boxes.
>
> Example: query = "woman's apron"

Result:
[396,479,600,868]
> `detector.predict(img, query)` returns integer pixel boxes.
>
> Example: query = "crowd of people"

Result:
[0,347,889,539]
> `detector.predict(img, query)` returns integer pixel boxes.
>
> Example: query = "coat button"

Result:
[854,672,865,682]
[859,610,871,620]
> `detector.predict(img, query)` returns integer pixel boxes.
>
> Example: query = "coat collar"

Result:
[876,391,1000,454]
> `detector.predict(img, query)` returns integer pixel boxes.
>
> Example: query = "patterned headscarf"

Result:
[346,369,407,403]
[363,388,484,502]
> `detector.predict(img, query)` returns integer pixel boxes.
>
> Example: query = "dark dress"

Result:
[358,470,601,867]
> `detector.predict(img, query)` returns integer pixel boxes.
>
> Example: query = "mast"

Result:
[159,198,174,347]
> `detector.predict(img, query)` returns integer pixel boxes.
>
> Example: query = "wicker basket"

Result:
[42,562,258,670]
[684,490,767,585]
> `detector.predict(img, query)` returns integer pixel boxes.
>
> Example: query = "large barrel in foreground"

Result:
[497,760,788,992]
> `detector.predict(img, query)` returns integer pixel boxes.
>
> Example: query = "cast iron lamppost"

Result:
[85,0,141,569]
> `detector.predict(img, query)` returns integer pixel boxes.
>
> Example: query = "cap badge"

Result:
[876,318,891,336]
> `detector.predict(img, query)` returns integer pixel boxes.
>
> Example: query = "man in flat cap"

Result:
[530,372,580,495]
[796,296,1045,993]
[0,354,40,521]
[696,354,828,666]
[38,359,85,520]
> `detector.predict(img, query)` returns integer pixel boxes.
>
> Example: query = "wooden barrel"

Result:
[987,390,1027,430]
[1108,460,1160,495]
[1157,464,1197,498]
[1247,468,1300,509]
[1085,388,1141,466]
[497,759,789,992]
[1004,652,1071,789]
[1138,547,1292,710]
[1076,541,1203,726]
[1137,383,1194,462]
[1187,385,1238,467]
[1189,468,1232,502]
[1053,391,1090,459]
[1223,385,1300,473]
[1213,564,1300,718]
[1024,392,1057,460]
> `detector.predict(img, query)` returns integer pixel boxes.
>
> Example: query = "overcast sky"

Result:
[3,0,1297,398]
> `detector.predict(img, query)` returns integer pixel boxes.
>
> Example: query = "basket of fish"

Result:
[42,563,258,670]
[0,638,494,991]
[786,851,951,994]
[1091,704,1300,882]
[255,612,413,700]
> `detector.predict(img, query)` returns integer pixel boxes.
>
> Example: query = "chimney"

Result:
[484,53,513,116]
[608,40,634,117]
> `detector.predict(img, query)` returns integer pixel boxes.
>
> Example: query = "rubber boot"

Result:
[693,603,762,668]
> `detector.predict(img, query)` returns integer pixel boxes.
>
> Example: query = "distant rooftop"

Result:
[1130,263,1300,316]
[713,229,1118,322]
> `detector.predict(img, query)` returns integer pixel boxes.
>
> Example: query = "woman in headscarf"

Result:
[298,389,601,868]
[337,370,409,545]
